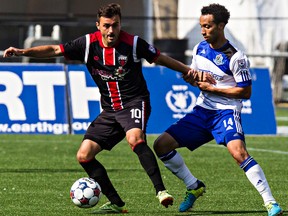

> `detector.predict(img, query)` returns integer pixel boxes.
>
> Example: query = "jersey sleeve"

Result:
[136,37,160,64]
[230,51,252,87]
[190,43,200,69]
[61,36,86,62]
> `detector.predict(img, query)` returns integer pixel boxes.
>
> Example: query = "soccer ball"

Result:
[70,177,102,208]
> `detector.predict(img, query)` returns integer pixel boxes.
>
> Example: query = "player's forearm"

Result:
[215,87,251,99]
[199,84,251,99]
[3,45,62,58]
[21,45,62,58]
[155,54,190,74]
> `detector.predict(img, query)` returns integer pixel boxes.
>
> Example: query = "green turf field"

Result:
[276,105,288,126]
[0,135,286,216]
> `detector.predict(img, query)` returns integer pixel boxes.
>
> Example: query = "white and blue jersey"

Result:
[192,40,251,112]
[165,40,251,149]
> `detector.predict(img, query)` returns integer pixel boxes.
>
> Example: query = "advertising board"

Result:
[0,64,276,135]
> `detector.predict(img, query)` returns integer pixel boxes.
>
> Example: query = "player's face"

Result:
[96,15,121,47]
[199,14,222,46]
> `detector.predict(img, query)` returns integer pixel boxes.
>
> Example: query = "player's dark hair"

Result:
[201,4,230,25]
[97,3,121,21]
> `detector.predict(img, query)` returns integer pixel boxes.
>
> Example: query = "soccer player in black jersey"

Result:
[3,3,214,213]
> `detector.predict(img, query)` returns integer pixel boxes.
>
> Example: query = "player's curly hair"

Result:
[201,4,230,25]
[97,3,121,21]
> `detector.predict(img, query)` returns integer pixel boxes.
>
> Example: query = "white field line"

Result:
[246,147,288,154]
[205,143,288,155]
[1,138,288,154]
[276,117,288,121]
[277,126,288,135]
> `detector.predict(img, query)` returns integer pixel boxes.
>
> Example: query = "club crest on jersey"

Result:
[118,55,128,67]
[213,54,224,65]
[112,56,129,80]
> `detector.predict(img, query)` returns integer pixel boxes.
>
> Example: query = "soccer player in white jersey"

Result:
[153,3,283,216]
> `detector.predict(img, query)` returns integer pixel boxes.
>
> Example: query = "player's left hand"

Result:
[182,69,198,86]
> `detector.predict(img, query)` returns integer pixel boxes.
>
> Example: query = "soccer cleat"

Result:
[179,180,206,212]
[156,190,174,208]
[265,202,283,216]
[95,202,128,213]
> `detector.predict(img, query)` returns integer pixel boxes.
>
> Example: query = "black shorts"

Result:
[84,99,151,150]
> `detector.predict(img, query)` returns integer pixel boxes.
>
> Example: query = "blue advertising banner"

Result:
[0,64,276,135]
[242,68,277,134]
[66,64,101,134]
[144,67,277,135]
[0,64,68,134]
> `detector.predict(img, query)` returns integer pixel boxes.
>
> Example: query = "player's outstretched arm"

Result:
[197,82,251,99]
[155,54,190,75]
[155,54,216,86]
[3,45,62,58]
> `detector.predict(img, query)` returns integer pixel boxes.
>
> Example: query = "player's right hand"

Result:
[3,47,22,57]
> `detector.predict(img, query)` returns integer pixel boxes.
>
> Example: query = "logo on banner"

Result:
[242,99,252,114]
[165,85,196,118]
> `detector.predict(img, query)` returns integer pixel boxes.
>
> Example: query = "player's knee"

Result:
[153,133,175,156]
[77,139,101,162]
[76,148,95,162]
[126,137,139,148]
[76,150,87,162]
[126,136,145,150]
[126,128,145,148]
[153,136,162,153]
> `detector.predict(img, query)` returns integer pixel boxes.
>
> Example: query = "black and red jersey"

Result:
[60,30,160,111]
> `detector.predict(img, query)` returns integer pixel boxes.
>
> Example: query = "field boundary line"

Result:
[205,144,288,155]
[246,147,288,155]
